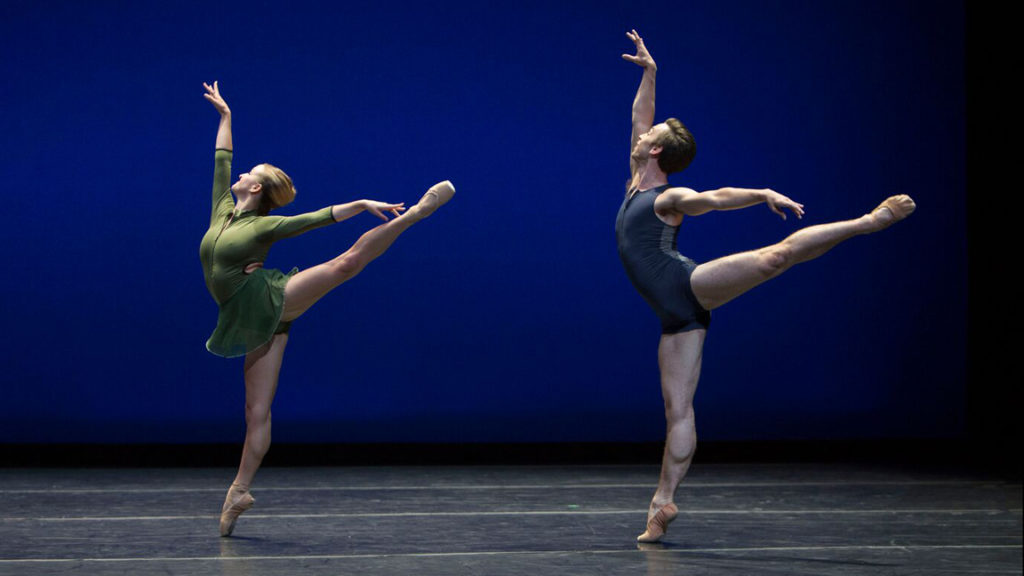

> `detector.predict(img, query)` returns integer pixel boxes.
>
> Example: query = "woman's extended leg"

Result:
[280,181,454,322]
[220,332,288,537]
[690,195,914,310]
[638,329,705,543]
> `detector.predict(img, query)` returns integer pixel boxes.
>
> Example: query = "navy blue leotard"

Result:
[615,185,711,333]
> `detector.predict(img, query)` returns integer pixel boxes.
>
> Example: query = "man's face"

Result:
[634,123,670,159]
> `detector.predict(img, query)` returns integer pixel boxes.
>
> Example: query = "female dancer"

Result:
[199,81,454,536]
[617,31,915,542]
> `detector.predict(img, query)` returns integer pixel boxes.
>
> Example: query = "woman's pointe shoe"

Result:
[871,194,916,229]
[637,502,678,543]
[219,483,254,537]
[415,180,455,219]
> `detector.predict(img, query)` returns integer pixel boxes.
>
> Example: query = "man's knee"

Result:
[758,244,792,277]
[664,404,695,426]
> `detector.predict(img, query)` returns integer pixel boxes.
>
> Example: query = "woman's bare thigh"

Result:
[279,262,341,323]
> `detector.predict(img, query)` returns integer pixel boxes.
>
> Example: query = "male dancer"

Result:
[616,30,915,542]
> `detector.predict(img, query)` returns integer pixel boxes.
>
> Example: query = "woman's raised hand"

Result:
[203,81,231,116]
[363,200,406,221]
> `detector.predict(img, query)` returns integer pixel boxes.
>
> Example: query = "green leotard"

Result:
[199,149,336,357]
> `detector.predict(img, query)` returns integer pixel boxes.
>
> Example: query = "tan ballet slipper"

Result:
[637,502,678,543]
[219,483,254,537]
[871,194,916,229]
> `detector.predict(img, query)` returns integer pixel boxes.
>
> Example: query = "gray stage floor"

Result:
[0,464,1020,575]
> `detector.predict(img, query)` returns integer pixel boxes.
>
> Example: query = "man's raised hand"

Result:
[622,29,657,71]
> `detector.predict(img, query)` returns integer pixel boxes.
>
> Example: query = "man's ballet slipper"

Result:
[416,180,456,218]
[637,502,678,543]
[219,484,255,537]
[872,194,916,228]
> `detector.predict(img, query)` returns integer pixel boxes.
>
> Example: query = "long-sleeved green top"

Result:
[199,149,335,304]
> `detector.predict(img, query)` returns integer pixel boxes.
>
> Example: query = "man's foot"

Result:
[637,502,678,543]
[869,194,916,231]
[412,180,455,219]
[219,483,254,537]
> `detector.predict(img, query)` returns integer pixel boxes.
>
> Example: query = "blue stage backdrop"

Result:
[0,0,964,444]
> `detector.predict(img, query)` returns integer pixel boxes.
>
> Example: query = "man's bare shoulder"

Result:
[663,186,699,197]
[654,186,700,214]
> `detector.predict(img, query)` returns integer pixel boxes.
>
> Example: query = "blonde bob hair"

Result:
[255,163,297,215]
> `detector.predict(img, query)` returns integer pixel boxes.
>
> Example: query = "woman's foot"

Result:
[411,180,455,219]
[219,483,255,537]
[637,502,678,543]
[869,194,916,231]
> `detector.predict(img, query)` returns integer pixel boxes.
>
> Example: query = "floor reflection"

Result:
[219,537,253,576]
[638,541,677,576]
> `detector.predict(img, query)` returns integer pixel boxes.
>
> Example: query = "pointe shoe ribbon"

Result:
[637,502,678,543]
[219,486,255,537]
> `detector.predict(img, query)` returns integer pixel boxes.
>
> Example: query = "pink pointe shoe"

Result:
[415,180,455,218]
[219,483,254,537]
[637,502,678,543]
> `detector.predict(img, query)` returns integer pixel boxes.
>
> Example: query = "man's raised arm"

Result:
[622,29,657,173]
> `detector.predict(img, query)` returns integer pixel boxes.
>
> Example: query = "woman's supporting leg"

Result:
[220,333,288,536]
[690,195,914,310]
[235,333,288,486]
[280,181,454,322]
[639,329,705,542]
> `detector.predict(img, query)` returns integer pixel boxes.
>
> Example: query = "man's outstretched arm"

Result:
[661,187,806,220]
[623,29,657,174]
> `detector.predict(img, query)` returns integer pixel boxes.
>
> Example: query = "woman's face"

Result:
[232,165,265,194]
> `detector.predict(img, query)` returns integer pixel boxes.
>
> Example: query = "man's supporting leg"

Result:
[639,329,705,542]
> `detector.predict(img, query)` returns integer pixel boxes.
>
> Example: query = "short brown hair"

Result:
[655,118,696,174]
[256,163,297,215]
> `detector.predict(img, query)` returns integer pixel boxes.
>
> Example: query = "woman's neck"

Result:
[234,192,260,213]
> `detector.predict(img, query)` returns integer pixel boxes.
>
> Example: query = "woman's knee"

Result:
[245,403,272,426]
[329,251,365,280]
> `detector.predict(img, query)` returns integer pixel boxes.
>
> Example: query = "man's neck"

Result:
[633,160,668,192]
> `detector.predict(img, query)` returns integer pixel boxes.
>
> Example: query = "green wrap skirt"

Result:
[206,267,297,358]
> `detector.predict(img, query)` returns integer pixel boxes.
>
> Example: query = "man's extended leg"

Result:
[690,195,914,310]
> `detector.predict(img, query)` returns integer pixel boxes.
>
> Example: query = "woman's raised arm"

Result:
[204,81,232,151]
